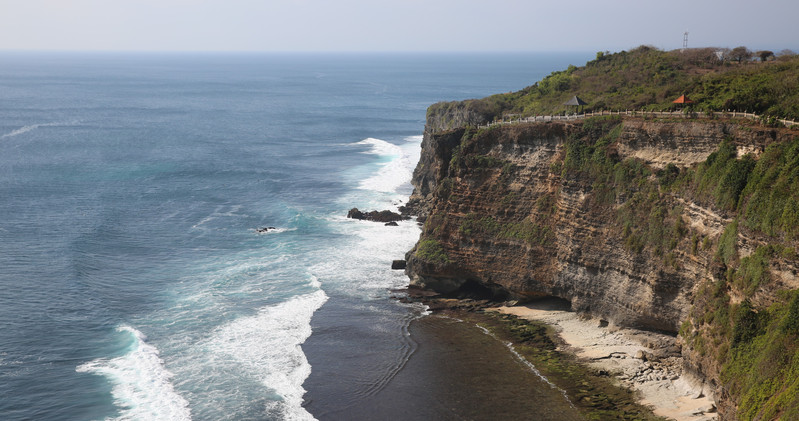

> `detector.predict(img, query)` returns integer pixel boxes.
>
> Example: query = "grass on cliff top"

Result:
[429,46,799,123]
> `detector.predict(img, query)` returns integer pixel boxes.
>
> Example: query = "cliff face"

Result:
[404,114,799,419]
[407,119,732,331]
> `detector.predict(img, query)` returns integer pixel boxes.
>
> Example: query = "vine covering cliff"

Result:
[403,112,799,419]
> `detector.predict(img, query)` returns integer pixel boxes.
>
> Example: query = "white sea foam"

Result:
[207,289,328,421]
[254,227,297,235]
[76,325,192,421]
[355,137,402,156]
[321,135,424,298]
[191,205,246,230]
[356,136,421,196]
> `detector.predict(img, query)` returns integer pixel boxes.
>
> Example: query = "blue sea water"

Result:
[0,52,593,420]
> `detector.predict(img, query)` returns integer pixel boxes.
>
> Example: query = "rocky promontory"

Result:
[402,110,799,419]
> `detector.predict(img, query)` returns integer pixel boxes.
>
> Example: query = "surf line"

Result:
[1,121,77,139]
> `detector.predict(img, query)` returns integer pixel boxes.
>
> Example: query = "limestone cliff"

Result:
[404,112,799,420]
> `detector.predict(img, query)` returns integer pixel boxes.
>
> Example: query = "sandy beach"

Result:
[492,299,718,421]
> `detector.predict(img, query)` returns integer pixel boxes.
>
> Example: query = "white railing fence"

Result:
[477,109,798,130]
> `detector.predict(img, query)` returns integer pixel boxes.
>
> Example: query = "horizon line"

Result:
[0,48,600,55]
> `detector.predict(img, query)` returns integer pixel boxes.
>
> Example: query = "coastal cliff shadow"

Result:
[447,279,509,301]
[523,296,572,312]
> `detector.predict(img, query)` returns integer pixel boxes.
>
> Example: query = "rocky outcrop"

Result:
[404,118,793,330]
[403,112,797,419]
[347,208,408,223]
[424,100,498,133]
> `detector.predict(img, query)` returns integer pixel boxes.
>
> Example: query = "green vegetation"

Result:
[542,118,799,417]
[555,116,692,262]
[453,46,799,121]
[425,48,799,417]
[718,291,799,420]
[674,137,799,419]
[694,139,756,211]
[738,137,799,240]
[416,239,450,265]
[448,127,509,174]
[716,220,739,266]
[732,245,775,296]
[459,213,553,247]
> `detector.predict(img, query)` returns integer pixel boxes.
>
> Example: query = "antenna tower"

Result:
[683,31,689,50]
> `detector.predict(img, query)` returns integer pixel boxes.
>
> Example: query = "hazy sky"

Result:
[1,0,796,53]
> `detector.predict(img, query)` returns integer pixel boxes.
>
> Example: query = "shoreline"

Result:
[491,299,718,421]
[401,289,719,421]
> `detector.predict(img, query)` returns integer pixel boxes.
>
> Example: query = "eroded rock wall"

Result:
[405,118,784,332]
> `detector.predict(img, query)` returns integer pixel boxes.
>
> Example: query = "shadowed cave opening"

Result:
[525,295,573,311]
[449,279,509,301]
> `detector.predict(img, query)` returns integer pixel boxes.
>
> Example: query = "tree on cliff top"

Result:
[730,46,753,63]
[756,50,775,62]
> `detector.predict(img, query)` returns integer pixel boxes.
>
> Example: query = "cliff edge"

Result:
[404,111,799,419]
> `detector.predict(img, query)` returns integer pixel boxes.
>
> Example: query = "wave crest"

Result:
[76,325,192,421]
[355,137,421,194]
[207,290,328,420]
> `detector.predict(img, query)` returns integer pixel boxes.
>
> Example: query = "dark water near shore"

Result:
[0,51,593,420]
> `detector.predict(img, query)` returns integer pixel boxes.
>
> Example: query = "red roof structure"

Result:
[672,94,694,104]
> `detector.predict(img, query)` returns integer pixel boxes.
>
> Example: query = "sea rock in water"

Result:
[347,208,365,219]
[347,207,408,223]
[256,227,276,233]
[391,260,407,270]
[385,221,399,226]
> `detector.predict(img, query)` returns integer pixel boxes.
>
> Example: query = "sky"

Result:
[0,0,797,53]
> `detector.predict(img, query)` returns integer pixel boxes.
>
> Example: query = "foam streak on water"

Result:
[0,121,77,139]
[75,326,192,421]
[207,290,328,421]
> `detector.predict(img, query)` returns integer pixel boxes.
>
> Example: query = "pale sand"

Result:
[492,300,718,421]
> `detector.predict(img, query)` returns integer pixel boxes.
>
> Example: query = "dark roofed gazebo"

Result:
[564,95,588,113]
[564,95,588,106]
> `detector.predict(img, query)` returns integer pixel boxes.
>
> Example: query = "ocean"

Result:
[0,51,592,420]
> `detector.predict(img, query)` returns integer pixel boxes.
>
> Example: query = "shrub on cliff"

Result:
[415,239,450,265]
[738,137,799,240]
[677,134,799,418]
